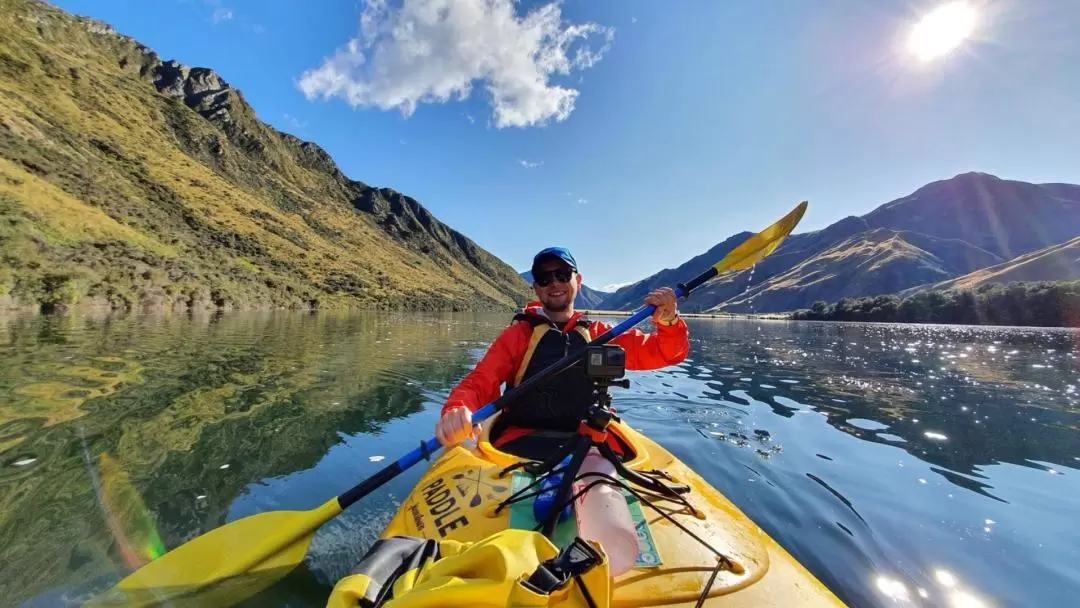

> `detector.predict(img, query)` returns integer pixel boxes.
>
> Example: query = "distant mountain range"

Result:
[600,173,1080,313]
[0,0,530,313]
[518,271,610,308]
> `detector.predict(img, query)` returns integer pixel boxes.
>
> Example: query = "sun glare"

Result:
[908,2,978,62]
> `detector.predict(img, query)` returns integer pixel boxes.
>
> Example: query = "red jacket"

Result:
[441,302,690,432]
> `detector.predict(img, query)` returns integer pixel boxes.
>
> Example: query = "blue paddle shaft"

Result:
[399,437,443,470]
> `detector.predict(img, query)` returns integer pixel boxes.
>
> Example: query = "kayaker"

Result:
[435,246,689,457]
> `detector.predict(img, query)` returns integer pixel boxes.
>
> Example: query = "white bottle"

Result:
[573,448,639,576]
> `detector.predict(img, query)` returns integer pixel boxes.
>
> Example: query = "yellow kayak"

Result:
[377,413,845,607]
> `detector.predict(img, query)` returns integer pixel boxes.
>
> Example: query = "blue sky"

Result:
[52,0,1080,290]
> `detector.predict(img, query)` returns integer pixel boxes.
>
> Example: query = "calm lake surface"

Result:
[1,311,1078,607]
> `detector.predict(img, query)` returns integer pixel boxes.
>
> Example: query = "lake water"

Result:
[1,312,1078,607]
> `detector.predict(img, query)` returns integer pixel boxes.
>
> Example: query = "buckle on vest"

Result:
[523,537,602,594]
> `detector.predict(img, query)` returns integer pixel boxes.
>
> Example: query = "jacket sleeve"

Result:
[591,318,690,371]
[441,324,527,416]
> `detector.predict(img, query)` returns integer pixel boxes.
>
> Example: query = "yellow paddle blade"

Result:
[88,499,342,607]
[713,200,808,274]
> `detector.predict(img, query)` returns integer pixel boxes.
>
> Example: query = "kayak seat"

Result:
[488,415,635,462]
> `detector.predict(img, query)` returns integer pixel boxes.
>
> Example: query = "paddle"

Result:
[91,200,808,606]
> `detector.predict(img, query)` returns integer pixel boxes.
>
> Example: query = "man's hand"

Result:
[645,287,679,324]
[435,406,476,446]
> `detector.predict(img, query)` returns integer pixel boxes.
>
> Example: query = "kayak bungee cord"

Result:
[554,473,737,570]
[494,463,740,606]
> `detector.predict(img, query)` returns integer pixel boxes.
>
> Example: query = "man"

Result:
[435,246,690,456]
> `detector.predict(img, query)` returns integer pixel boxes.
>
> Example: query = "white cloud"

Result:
[203,0,262,31]
[576,197,587,205]
[519,159,543,169]
[564,191,572,197]
[600,281,633,292]
[631,16,637,24]
[464,113,475,124]
[210,7,233,23]
[297,0,614,129]
[283,113,308,130]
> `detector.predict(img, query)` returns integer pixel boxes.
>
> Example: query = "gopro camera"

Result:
[584,344,625,379]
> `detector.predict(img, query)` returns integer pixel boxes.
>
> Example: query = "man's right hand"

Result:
[435,406,475,446]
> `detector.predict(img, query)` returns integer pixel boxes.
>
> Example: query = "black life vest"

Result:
[500,313,596,432]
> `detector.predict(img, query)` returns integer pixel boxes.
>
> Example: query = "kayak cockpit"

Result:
[376,414,794,606]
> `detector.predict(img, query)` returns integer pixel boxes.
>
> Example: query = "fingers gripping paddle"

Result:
[94,201,808,606]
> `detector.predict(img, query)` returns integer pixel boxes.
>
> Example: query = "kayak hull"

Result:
[379,415,844,607]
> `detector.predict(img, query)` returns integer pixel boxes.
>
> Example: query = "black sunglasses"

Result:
[534,268,574,287]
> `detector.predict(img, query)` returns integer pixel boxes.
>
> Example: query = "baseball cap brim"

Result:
[531,247,577,275]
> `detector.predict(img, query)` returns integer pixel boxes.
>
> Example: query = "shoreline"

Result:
[579,309,791,320]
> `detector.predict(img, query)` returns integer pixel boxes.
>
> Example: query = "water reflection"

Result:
[1,314,1077,607]
[0,311,493,606]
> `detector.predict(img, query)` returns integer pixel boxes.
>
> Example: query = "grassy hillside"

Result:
[712,229,1004,313]
[907,235,1080,293]
[864,172,1080,261]
[0,0,530,313]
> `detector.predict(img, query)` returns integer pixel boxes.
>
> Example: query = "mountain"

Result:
[0,0,531,313]
[862,173,1080,261]
[518,271,611,308]
[601,173,1080,313]
[906,235,1080,294]
[598,231,754,312]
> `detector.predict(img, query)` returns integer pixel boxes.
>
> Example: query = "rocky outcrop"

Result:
[150,60,236,124]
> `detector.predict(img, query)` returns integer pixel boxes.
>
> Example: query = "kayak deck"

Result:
[379,415,844,607]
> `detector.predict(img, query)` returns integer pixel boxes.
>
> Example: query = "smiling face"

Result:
[532,259,581,314]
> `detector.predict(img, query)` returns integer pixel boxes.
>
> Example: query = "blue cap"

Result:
[531,247,577,275]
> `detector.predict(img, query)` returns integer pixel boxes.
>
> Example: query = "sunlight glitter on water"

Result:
[875,575,910,602]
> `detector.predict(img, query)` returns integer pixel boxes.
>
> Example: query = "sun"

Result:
[907,1,978,62]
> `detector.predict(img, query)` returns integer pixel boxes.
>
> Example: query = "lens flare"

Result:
[97,452,167,568]
[908,1,978,62]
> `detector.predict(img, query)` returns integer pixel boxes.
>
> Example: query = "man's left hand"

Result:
[645,287,679,324]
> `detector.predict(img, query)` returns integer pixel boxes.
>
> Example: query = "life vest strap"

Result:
[510,314,593,388]
[578,421,609,445]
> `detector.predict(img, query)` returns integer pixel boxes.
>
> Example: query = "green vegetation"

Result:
[0,0,530,314]
[791,280,1080,327]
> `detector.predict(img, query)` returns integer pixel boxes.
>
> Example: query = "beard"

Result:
[541,294,571,312]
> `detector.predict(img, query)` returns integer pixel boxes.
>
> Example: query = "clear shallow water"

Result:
[1,312,1078,607]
